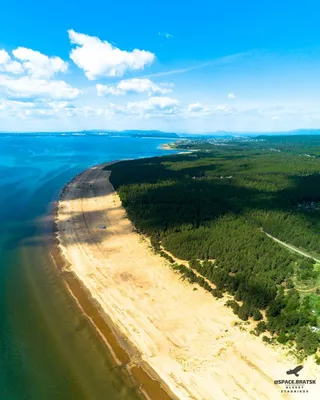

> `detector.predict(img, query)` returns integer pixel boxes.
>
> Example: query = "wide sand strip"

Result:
[57,163,318,400]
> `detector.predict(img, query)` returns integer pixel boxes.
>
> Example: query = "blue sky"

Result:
[1,0,320,132]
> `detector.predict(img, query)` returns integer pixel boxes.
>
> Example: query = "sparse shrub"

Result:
[212,289,223,299]
[262,336,272,344]
[256,321,267,334]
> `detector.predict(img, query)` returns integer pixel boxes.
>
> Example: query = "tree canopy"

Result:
[109,135,320,357]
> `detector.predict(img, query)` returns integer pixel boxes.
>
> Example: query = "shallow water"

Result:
[0,134,176,400]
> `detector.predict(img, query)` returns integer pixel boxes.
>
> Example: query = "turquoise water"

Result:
[0,134,175,400]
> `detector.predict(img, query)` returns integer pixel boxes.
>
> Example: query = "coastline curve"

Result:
[52,162,175,400]
[52,162,312,400]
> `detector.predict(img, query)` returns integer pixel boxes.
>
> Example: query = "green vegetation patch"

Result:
[109,135,320,357]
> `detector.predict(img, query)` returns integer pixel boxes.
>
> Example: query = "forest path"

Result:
[294,285,320,293]
[262,230,320,293]
[262,229,320,263]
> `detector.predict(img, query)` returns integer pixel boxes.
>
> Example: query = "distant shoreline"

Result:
[160,143,177,150]
[160,142,193,154]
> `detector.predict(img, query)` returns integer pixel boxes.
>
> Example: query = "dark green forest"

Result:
[109,135,320,358]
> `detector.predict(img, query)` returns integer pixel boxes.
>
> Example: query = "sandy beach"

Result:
[56,163,319,400]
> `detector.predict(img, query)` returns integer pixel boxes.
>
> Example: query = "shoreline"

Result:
[52,162,318,400]
[159,143,195,155]
[51,163,175,400]
[160,143,176,150]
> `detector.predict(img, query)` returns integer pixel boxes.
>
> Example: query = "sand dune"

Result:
[57,163,319,400]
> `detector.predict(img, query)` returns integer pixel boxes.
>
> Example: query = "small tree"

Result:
[212,289,223,299]
[238,305,249,321]
[225,300,240,314]
[277,332,289,344]
[296,327,319,356]
[262,336,272,344]
[255,321,267,335]
[253,309,263,321]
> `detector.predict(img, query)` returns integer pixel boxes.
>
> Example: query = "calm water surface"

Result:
[0,134,176,400]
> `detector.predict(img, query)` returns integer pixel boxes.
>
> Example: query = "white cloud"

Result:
[0,99,112,119]
[0,75,80,100]
[12,47,68,79]
[186,103,239,118]
[188,103,206,113]
[96,84,122,96]
[0,99,35,111]
[68,29,156,80]
[3,61,24,74]
[228,92,236,99]
[0,47,76,104]
[0,47,68,78]
[96,78,173,97]
[0,49,24,74]
[0,50,10,64]
[187,103,213,117]
[115,96,179,117]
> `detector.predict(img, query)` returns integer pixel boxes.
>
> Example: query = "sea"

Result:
[0,133,177,400]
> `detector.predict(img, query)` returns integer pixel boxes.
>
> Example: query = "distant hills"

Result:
[285,129,320,135]
[2,129,320,137]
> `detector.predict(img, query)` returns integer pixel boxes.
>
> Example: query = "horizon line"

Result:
[1,128,320,135]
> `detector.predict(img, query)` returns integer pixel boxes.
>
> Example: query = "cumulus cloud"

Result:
[0,50,10,64]
[0,46,76,104]
[12,47,68,79]
[0,49,24,74]
[228,92,236,99]
[0,47,68,78]
[96,78,173,97]
[0,75,80,100]
[68,29,155,80]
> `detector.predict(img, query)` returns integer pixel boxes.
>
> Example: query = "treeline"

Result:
[109,137,320,356]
